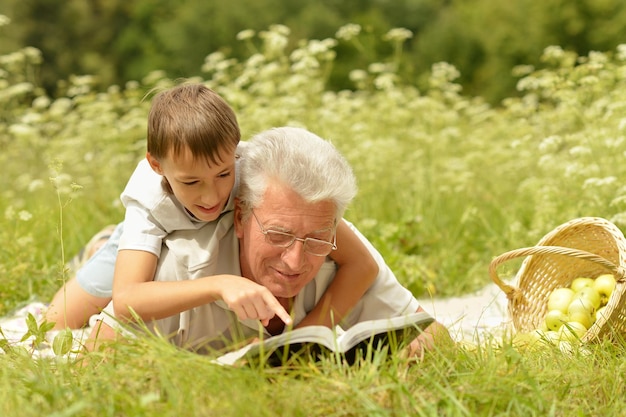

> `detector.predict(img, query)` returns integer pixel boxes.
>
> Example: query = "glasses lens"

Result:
[265,230,295,246]
[304,238,334,256]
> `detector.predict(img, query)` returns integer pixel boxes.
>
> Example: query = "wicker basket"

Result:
[489,217,626,343]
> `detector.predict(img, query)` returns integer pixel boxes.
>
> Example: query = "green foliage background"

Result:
[3,18,626,314]
[2,0,626,103]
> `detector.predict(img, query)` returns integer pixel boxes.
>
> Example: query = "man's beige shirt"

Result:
[100,213,420,354]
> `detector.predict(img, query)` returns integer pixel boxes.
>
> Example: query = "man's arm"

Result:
[296,220,379,328]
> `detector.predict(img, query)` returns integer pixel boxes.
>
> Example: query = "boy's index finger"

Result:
[276,308,293,326]
[264,295,293,326]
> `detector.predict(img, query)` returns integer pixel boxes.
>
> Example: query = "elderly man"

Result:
[92,127,449,356]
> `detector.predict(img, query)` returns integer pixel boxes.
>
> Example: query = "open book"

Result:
[215,311,434,366]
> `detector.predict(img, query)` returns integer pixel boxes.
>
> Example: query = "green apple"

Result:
[567,309,593,329]
[512,331,543,349]
[529,329,559,347]
[567,296,595,316]
[593,274,616,306]
[547,287,575,313]
[574,286,601,310]
[558,321,587,342]
[543,330,561,345]
[570,277,594,292]
[544,309,568,331]
[595,305,609,321]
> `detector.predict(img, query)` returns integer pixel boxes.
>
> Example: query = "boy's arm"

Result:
[295,219,379,328]
[112,249,291,326]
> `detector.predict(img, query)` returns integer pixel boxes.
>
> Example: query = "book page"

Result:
[214,311,434,366]
[337,311,433,351]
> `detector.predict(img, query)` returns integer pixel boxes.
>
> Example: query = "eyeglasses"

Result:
[251,210,337,256]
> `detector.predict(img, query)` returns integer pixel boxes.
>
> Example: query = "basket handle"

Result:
[489,245,620,300]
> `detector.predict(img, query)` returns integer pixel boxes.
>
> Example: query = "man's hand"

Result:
[408,331,435,360]
[219,276,292,326]
[407,308,453,360]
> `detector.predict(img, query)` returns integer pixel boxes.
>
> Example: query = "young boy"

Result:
[45,82,378,331]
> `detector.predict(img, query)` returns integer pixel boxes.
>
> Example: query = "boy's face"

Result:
[147,145,237,222]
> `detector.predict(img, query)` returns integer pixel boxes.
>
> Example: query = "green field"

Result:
[2,24,626,416]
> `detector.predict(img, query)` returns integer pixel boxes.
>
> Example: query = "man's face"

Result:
[235,181,337,299]
[147,146,237,222]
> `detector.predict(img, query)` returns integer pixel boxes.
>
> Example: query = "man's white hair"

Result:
[237,127,357,221]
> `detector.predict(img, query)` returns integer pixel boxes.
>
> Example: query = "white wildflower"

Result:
[431,62,460,82]
[21,111,42,124]
[28,179,45,192]
[579,75,599,86]
[206,52,226,65]
[8,124,36,137]
[22,46,42,64]
[49,97,73,116]
[617,44,626,61]
[260,30,288,55]
[368,63,389,74]
[610,195,626,206]
[336,24,361,41]
[538,135,563,153]
[32,95,51,109]
[374,73,396,90]
[583,177,617,189]
[17,235,34,247]
[349,69,368,82]
[511,65,534,77]
[0,51,23,66]
[269,24,290,36]
[563,162,584,178]
[18,210,32,222]
[307,39,337,55]
[4,206,15,221]
[569,145,591,157]
[588,51,607,65]
[50,173,73,190]
[383,28,413,43]
[245,53,266,69]
[2,82,33,98]
[517,76,539,92]
[125,80,140,90]
[291,55,320,72]
[69,74,96,87]
[236,29,255,41]
[542,45,565,61]
[0,14,11,27]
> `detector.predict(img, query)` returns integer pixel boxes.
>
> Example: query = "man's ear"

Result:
[234,199,244,239]
[146,152,164,175]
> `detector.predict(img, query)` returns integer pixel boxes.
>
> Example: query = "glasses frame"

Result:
[251,210,337,256]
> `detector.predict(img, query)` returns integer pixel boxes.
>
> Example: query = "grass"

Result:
[2,23,626,415]
[2,331,626,416]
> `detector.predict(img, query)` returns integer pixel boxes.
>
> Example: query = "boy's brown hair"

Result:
[147,82,240,166]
